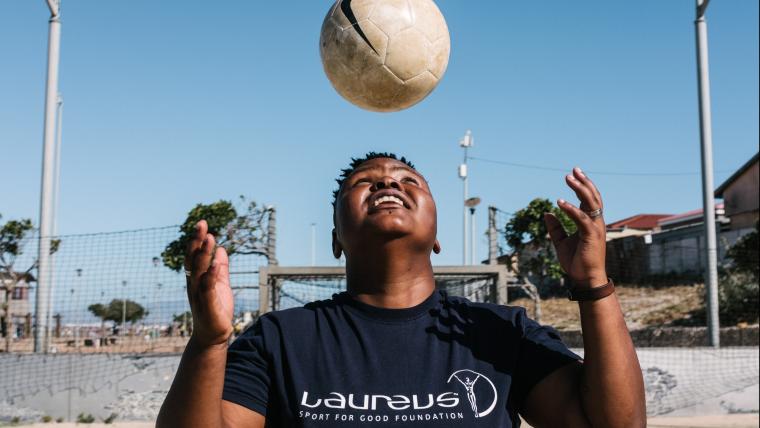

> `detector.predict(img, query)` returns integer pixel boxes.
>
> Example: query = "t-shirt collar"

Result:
[335,289,442,322]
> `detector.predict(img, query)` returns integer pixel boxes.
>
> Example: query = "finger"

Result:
[573,167,603,208]
[205,246,229,292]
[184,220,208,272]
[557,199,595,234]
[544,212,574,268]
[565,173,598,212]
[198,247,230,310]
[191,233,216,290]
[543,212,568,245]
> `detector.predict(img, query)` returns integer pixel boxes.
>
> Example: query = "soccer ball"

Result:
[320,0,451,112]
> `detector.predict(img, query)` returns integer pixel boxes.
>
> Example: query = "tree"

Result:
[161,197,269,272]
[503,198,576,293]
[0,214,60,351]
[172,311,193,335]
[87,303,109,340]
[87,299,147,326]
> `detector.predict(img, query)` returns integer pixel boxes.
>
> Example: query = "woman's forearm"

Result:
[157,336,228,428]
[578,289,646,427]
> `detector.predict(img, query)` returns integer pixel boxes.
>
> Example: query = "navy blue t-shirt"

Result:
[223,290,579,427]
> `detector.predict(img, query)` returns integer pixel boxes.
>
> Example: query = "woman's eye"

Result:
[353,178,371,186]
[402,177,419,185]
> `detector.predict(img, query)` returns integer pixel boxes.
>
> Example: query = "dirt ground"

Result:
[512,284,707,330]
[10,414,760,427]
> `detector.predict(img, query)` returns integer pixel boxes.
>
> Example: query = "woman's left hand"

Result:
[543,167,608,288]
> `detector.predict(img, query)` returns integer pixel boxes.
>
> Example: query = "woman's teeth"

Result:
[374,195,404,207]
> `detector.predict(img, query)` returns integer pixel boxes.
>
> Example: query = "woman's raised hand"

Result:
[184,220,234,347]
[543,168,608,288]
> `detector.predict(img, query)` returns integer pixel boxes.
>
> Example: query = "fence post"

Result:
[258,267,270,315]
[265,206,280,311]
[488,206,498,265]
[496,266,508,306]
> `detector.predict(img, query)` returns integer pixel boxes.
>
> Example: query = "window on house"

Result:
[12,287,25,300]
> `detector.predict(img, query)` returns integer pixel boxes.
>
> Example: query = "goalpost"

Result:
[257,265,541,322]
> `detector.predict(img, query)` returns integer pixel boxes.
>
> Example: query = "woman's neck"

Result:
[344,248,435,309]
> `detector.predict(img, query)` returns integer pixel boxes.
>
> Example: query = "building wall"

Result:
[722,161,759,229]
[606,225,754,282]
[0,281,31,318]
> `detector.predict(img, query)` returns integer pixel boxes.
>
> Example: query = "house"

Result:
[0,272,33,339]
[715,152,759,231]
[605,153,759,282]
[606,214,672,240]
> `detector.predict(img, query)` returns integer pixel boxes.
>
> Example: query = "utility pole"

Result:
[487,207,498,265]
[35,0,62,353]
[458,130,473,265]
[695,0,719,347]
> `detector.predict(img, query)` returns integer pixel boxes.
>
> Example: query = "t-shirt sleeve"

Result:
[511,308,581,407]
[222,320,271,416]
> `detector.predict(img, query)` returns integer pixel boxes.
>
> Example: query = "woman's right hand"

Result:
[184,220,234,347]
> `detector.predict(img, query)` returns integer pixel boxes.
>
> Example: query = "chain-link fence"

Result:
[0,216,757,423]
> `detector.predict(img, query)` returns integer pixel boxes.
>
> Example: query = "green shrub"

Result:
[719,271,759,325]
[41,415,53,423]
[103,413,118,424]
[76,413,95,424]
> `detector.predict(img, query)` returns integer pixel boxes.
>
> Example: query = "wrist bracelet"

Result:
[567,278,615,301]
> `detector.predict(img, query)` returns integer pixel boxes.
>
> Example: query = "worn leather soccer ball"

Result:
[320,0,451,112]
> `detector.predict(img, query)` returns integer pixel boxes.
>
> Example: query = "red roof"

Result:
[657,203,724,227]
[607,214,672,230]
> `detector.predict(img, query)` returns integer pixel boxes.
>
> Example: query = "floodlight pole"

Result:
[35,0,62,353]
[458,131,473,265]
[695,0,719,347]
[470,207,476,265]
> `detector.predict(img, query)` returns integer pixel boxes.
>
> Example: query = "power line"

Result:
[468,156,732,177]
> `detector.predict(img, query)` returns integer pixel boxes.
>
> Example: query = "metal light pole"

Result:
[121,280,127,336]
[695,0,719,347]
[458,130,474,265]
[45,93,64,348]
[466,197,481,265]
[152,257,160,337]
[35,0,62,353]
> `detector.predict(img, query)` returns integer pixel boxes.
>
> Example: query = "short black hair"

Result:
[332,152,416,207]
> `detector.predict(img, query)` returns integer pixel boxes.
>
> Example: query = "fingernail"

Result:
[575,167,585,177]
[567,174,576,181]
[211,259,218,268]
[558,199,566,205]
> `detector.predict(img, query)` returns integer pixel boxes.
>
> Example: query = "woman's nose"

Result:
[372,176,401,191]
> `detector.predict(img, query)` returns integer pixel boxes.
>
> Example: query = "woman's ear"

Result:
[332,229,342,259]
[433,239,441,254]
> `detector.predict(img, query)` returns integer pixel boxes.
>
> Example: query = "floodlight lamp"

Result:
[465,197,481,208]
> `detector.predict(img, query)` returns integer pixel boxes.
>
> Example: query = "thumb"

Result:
[543,212,567,248]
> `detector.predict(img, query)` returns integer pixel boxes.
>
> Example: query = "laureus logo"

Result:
[447,369,498,418]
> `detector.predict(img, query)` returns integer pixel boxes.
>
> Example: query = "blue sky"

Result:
[1,0,758,268]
